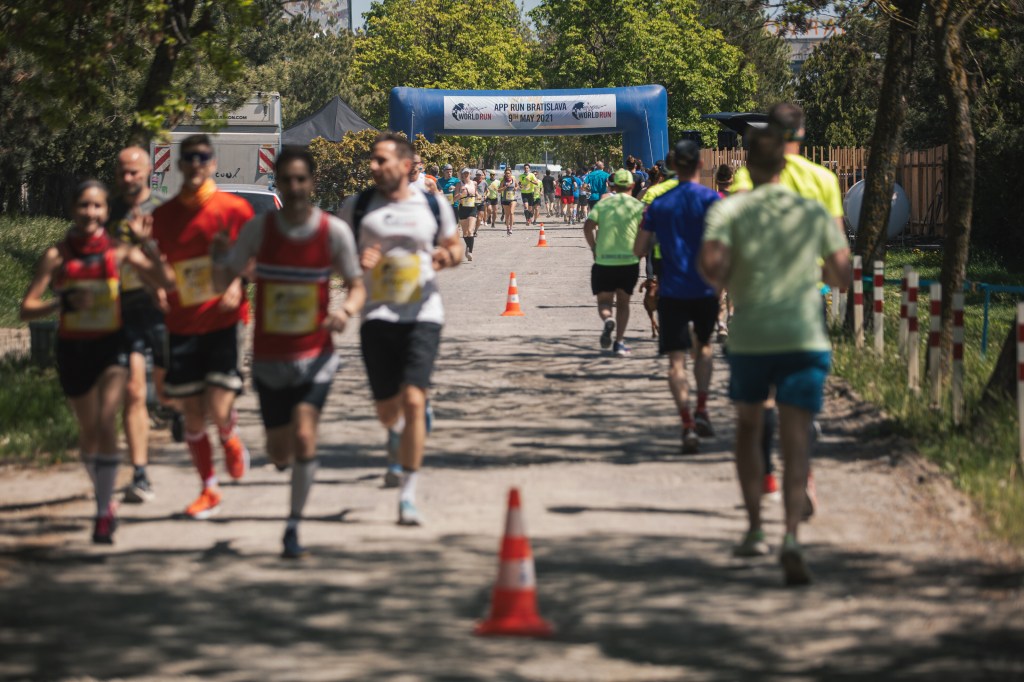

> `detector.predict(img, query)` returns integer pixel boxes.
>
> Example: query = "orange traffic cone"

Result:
[475,488,553,638]
[500,272,525,317]
[535,224,549,247]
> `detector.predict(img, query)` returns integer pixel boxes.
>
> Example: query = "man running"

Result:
[560,173,577,224]
[732,103,844,510]
[214,146,365,558]
[699,126,851,585]
[519,164,539,226]
[151,134,254,519]
[109,147,165,503]
[583,169,644,357]
[633,141,720,454]
[339,133,462,526]
[439,164,459,208]
[542,169,556,217]
[585,162,610,212]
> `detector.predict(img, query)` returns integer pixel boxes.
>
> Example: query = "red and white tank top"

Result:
[53,229,121,340]
[253,212,333,362]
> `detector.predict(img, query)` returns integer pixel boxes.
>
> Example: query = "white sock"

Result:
[390,415,406,435]
[290,458,318,523]
[399,469,418,504]
[93,455,120,516]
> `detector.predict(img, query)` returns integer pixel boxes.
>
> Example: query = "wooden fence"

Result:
[697,145,947,238]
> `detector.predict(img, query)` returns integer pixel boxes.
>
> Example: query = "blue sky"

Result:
[350,0,542,28]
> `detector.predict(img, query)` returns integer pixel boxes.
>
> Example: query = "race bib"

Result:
[63,278,120,332]
[504,189,516,201]
[462,196,476,207]
[446,192,455,205]
[263,282,318,335]
[173,256,216,307]
[369,254,423,305]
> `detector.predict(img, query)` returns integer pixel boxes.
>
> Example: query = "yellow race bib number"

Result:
[369,255,423,305]
[263,283,318,335]
[63,278,120,332]
[462,196,476,207]
[446,192,456,205]
[504,189,515,201]
[173,256,216,307]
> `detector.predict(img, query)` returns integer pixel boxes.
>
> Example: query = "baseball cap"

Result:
[612,168,633,187]
[674,139,701,167]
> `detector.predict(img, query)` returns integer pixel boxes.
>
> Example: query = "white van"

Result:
[150,93,282,200]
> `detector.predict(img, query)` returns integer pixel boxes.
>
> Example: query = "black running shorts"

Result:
[165,324,243,397]
[122,302,167,369]
[457,206,478,220]
[360,320,442,402]
[56,332,128,398]
[254,379,332,429]
[657,296,719,354]
[591,262,640,296]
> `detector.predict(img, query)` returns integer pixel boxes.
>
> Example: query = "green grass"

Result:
[0,355,78,465]
[831,246,1024,544]
[0,215,67,327]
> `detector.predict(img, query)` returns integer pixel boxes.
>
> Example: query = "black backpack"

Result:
[350,187,446,246]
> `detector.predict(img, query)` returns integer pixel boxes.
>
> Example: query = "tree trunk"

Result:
[980,324,1018,412]
[930,4,976,378]
[845,0,922,331]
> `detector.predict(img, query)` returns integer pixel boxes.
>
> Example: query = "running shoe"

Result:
[732,528,770,557]
[223,435,250,480]
[682,427,700,454]
[282,527,310,559]
[185,487,222,520]
[398,499,423,526]
[780,533,812,586]
[694,411,714,438]
[763,472,781,497]
[803,470,818,520]
[123,475,155,504]
[613,341,632,357]
[384,463,403,489]
[92,509,117,545]
[466,252,473,262]
[506,227,512,236]
[600,319,615,350]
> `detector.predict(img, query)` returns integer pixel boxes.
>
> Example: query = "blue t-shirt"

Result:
[574,176,584,198]
[440,176,460,206]
[642,181,720,299]
[586,169,609,198]
[560,176,576,194]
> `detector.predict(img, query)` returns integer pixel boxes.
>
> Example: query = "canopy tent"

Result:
[701,112,768,135]
[282,96,376,145]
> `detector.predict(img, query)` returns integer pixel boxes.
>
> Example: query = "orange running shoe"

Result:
[223,435,250,481]
[185,487,222,520]
[763,472,780,496]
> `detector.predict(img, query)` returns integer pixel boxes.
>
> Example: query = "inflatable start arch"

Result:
[389,85,669,169]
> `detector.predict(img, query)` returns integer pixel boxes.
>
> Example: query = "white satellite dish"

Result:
[843,180,911,239]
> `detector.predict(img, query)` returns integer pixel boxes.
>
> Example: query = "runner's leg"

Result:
[613,289,630,343]
[734,401,765,533]
[777,404,812,538]
[123,351,152,500]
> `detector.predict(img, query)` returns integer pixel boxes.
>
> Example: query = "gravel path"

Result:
[1,214,1022,681]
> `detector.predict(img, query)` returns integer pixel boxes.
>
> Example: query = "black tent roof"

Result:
[701,112,768,135]
[282,96,376,145]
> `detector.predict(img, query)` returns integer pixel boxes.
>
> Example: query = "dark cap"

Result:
[674,139,701,167]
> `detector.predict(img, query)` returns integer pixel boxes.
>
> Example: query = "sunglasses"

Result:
[181,151,213,164]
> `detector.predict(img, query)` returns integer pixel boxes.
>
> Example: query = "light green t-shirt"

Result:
[520,172,539,196]
[641,178,679,205]
[703,184,848,354]
[588,193,643,266]
[732,154,843,217]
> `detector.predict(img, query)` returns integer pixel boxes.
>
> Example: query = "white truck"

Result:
[150,93,282,201]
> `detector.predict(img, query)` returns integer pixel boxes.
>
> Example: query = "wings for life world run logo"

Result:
[451,103,492,122]
[571,101,612,121]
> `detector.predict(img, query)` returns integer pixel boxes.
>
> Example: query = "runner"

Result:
[485,171,500,228]
[109,146,165,503]
[715,164,734,197]
[576,169,590,222]
[411,154,428,191]
[585,162,610,211]
[699,125,851,585]
[542,169,556,217]
[560,173,577,224]
[454,168,479,261]
[20,179,163,544]
[553,175,562,219]
[150,134,255,520]
[633,141,720,454]
[713,164,736,343]
[583,169,644,357]
[640,149,679,282]
[339,133,462,526]
[732,103,844,510]
[519,164,539,226]
[212,146,365,558]
[439,164,459,209]
[499,168,517,235]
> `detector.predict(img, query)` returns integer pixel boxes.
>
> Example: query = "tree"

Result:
[530,0,755,146]
[351,0,536,127]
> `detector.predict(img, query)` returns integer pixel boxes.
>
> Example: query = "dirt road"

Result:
[2,214,1023,681]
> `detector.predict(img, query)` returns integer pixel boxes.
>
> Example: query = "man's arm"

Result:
[583,218,598,253]
[822,248,852,289]
[633,223,654,258]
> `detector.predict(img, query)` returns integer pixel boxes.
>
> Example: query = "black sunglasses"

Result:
[181,151,213,164]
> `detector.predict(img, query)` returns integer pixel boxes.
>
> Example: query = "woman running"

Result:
[20,180,161,544]
[499,169,517,236]
[455,169,479,261]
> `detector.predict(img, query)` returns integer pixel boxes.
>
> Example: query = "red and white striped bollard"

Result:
[873,260,884,354]
[907,271,919,392]
[928,283,942,408]
[853,255,864,348]
[951,293,965,425]
[899,264,910,354]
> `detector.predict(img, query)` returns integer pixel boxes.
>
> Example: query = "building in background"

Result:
[770,19,844,73]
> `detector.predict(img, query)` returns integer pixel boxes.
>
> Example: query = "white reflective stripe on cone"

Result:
[496,558,536,589]
[504,508,526,538]
[508,295,520,303]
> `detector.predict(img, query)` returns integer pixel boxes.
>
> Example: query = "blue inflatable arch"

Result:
[389,85,669,169]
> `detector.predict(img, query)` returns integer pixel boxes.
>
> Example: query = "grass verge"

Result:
[830,246,1024,544]
[0,354,78,466]
[0,215,67,327]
